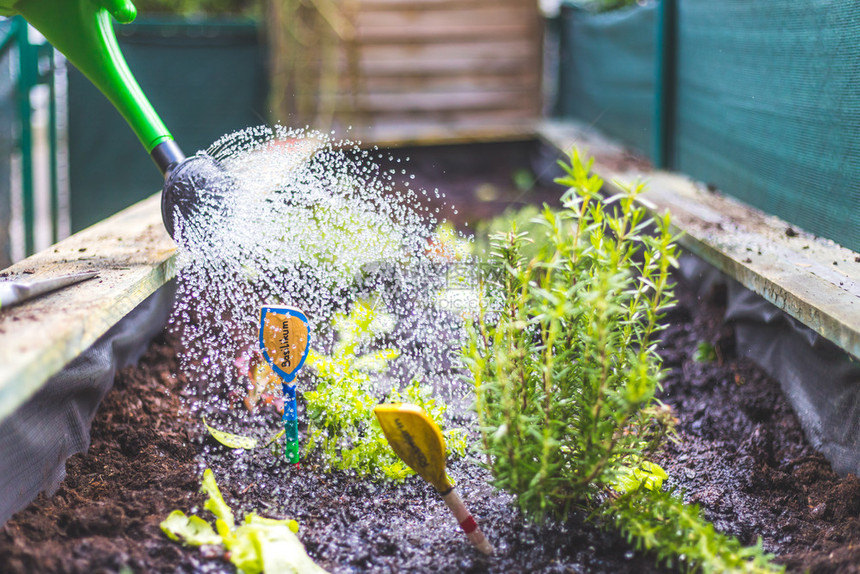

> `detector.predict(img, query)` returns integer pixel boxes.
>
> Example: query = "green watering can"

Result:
[0,0,229,238]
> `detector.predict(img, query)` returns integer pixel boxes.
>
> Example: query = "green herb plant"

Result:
[694,341,718,363]
[161,468,326,574]
[463,150,782,573]
[304,301,467,480]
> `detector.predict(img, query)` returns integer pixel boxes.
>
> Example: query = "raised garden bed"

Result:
[1,140,859,573]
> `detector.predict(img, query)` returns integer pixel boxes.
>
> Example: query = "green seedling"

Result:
[205,301,465,478]
[694,341,718,363]
[374,403,493,555]
[303,302,466,481]
[161,468,327,574]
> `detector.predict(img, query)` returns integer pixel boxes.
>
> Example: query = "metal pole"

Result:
[14,17,35,256]
[45,45,59,244]
[653,0,677,170]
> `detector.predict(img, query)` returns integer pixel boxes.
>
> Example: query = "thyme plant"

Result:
[464,151,782,573]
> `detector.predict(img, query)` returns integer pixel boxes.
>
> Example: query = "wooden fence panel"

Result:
[267,0,542,145]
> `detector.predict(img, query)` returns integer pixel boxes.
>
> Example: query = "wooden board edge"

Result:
[0,194,177,423]
[536,120,860,360]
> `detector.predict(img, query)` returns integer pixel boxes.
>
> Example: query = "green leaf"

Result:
[693,341,718,363]
[201,468,236,530]
[163,470,327,573]
[232,514,328,574]
[245,512,300,534]
[203,416,259,450]
[159,510,222,546]
[227,525,264,574]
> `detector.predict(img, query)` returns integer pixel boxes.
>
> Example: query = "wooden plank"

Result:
[300,42,539,76]
[538,120,860,360]
[353,57,535,77]
[0,193,176,423]
[337,89,535,113]
[349,119,535,148]
[342,106,537,129]
[355,21,535,43]
[355,4,535,28]
[356,37,537,64]
[357,71,542,93]
[359,0,531,11]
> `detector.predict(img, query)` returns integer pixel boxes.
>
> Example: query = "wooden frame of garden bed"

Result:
[0,193,176,423]
[537,120,860,360]
[2,122,858,427]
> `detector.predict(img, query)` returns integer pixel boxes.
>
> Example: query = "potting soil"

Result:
[2,139,859,572]
[2,260,860,572]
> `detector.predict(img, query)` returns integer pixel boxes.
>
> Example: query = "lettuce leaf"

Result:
[612,460,669,494]
[162,469,327,573]
[160,510,222,546]
[201,468,236,530]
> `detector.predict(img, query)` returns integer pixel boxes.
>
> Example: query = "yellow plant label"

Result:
[374,403,451,493]
[259,306,310,383]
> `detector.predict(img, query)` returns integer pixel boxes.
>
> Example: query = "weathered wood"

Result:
[355,57,534,78]
[343,0,540,144]
[355,23,536,44]
[265,0,541,145]
[354,119,534,148]
[337,90,536,113]
[359,0,529,11]
[356,39,537,66]
[0,193,176,423]
[356,71,542,93]
[355,4,536,28]
[538,120,860,360]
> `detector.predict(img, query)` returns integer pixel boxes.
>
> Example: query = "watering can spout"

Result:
[1,0,227,238]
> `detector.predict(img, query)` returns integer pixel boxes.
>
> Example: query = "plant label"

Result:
[260,305,310,464]
[374,403,449,492]
[259,306,310,383]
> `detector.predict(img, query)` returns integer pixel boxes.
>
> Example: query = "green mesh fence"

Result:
[671,0,860,252]
[557,0,860,253]
[557,3,657,159]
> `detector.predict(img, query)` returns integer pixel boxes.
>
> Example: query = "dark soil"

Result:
[2,141,859,573]
[656,279,860,574]
[0,336,202,573]
[376,139,566,230]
